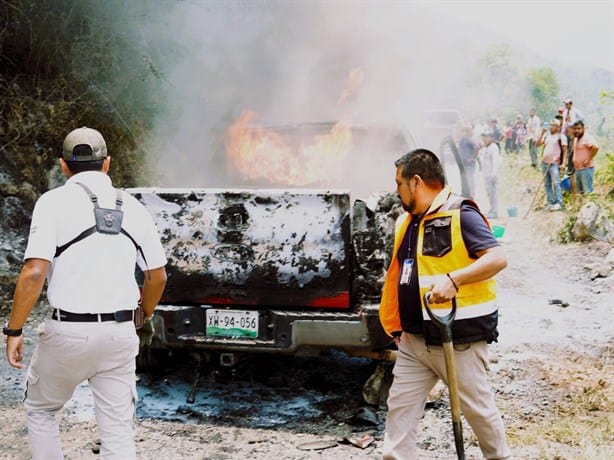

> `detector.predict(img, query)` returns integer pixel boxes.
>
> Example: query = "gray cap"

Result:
[62,127,107,162]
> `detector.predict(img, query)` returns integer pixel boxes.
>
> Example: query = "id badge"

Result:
[400,258,414,285]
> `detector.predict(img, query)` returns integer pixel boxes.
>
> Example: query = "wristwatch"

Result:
[3,322,23,337]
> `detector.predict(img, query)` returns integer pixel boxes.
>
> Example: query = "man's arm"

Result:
[535,129,547,146]
[139,266,167,318]
[427,246,507,304]
[6,258,50,369]
[450,246,507,286]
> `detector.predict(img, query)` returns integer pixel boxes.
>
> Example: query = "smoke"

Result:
[51,0,609,192]
[136,1,527,190]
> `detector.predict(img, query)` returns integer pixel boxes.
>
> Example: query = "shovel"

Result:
[423,292,465,460]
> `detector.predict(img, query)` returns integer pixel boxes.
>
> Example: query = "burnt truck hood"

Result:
[129,188,353,309]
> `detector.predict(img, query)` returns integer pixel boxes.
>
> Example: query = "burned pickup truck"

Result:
[130,186,403,368]
[130,119,468,372]
[129,121,421,369]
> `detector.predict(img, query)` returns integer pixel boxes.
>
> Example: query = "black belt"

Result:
[51,309,136,323]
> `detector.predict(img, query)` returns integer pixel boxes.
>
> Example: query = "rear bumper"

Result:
[149,304,391,354]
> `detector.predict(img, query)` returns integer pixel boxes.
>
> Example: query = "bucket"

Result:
[507,206,517,217]
[492,225,505,239]
[561,176,571,193]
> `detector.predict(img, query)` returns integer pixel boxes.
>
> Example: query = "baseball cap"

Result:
[549,119,561,127]
[562,98,572,104]
[62,127,107,162]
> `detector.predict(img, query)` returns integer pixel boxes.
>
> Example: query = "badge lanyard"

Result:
[400,219,418,285]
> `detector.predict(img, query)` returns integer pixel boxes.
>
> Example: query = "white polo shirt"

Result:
[24,171,167,313]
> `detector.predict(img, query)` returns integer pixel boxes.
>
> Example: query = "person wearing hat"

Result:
[536,119,567,211]
[4,127,167,459]
[571,120,600,193]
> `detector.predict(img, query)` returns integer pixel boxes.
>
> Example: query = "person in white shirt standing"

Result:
[536,119,567,211]
[480,131,501,219]
[526,108,541,168]
[4,127,167,459]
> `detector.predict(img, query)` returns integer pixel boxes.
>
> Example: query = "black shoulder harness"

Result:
[54,182,148,270]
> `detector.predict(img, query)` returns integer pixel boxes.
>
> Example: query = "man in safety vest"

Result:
[380,148,511,459]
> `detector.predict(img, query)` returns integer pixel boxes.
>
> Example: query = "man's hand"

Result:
[6,335,25,369]
[138,316,155,347]
[427,274,458,304]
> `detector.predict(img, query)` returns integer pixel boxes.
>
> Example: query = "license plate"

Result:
[206,309,259,338]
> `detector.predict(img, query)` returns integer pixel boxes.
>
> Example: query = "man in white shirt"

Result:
[480,131,501,219]
[562,98,584,132]
[4,127,167,459]
[526,108,541,168]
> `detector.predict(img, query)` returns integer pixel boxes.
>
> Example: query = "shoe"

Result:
[549,203,562,211]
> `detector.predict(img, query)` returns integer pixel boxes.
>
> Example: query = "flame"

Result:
[226,111,353,186]
[226,67,364,186]
[225,111,292,183]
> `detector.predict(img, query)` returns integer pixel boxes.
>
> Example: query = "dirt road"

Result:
[1,163,612,459]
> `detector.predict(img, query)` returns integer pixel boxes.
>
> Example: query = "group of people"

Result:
[503,115,528,154]
[458,98,600,217]
[526,98,600,211]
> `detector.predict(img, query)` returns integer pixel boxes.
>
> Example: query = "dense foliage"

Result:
[1,0,168,196]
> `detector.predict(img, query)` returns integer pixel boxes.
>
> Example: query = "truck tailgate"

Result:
[128,188,351,309]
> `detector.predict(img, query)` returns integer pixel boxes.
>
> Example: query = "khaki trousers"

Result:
[24,318,139,460]
[383,332,511,460]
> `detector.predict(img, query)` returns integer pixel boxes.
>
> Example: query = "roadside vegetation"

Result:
[1,0,162,201]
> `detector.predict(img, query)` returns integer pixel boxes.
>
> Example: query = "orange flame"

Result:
[226,111,353,186]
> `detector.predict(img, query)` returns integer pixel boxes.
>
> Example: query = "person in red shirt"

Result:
[572,120,599,193]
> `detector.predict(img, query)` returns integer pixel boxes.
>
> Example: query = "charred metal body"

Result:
[129,188,400,358]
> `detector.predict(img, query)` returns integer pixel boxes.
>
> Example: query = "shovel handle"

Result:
[424,292,465,460]
[423,292,457,343]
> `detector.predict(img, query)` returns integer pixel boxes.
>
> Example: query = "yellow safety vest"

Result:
[379,188,499,343]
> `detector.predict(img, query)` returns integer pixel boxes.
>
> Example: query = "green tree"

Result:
[527,68,560,121]
[0,0,178,189]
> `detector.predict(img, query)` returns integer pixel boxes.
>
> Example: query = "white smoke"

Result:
[138,0,611,190]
